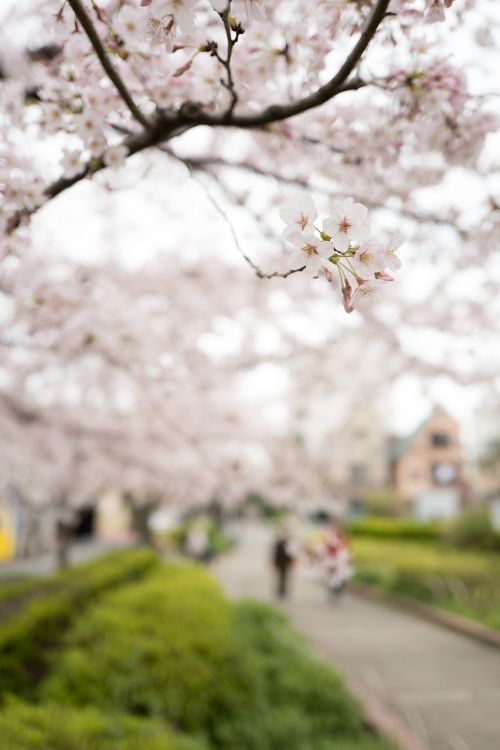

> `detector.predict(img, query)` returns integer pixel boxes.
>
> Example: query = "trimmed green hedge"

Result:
[353,538,500,630]
[0,703,205,750]
[0,548,158,700]
[349,517,441,542]
[41,564,394,750]
[41,565,236,733]
[0,579,39,610]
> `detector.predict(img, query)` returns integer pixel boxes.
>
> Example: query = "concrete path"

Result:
[214,522,500,750]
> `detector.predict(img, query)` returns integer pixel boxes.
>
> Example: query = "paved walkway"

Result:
[214,522,500,750]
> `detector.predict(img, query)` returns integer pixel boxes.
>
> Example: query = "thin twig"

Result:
[219,3,241,116]
[166,149,304,279]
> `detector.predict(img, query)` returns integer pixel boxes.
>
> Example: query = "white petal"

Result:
[301,194,317,218]
[281,224,296,240]
[326,206,342,224]
[316,240,333,260]
[331,232,349,252]
[388,231,404,251]
[176,7,195,33]
[385,253,402,271]
[349,223,370,241]
[349,202,368,222]
[305,255,322,277]
[289,248,306,269]
[322,259,337,274]
[286,230,306,249]
[209,0,227,11]
[280,205,298,224]
[322,218,338,236]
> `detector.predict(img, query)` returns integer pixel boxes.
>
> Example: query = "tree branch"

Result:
[7,0,388,230]
[67,0,152,130]
[186,0,389,129]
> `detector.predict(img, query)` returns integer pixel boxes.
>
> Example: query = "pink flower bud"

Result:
[342,280,353,314]
[374,271,394,282]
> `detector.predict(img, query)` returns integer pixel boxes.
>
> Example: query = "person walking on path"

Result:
[323,521,354,598]
[272,527,296,598]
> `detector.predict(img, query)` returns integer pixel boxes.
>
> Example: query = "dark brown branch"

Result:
[7,0,388,230]
[67,0,151,130]
[187,0,389,129]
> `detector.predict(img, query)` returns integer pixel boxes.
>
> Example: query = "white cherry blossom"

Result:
[350,240,386,280]
[279,195,317,238]
[286,230,333,277]
[61,149,83,179]
[74,112,104,143]
[103,145,129,170]
[115,6,144,44]
[323,198,370,252]
[383,232,404,271]
[350,282,383,310]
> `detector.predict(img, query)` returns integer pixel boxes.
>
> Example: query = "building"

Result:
[327,404,388,514]
[389,407,467,519]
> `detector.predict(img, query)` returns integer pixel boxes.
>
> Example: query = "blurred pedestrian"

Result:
[272,527,296,598]
[185,522,209,562]
[323,521,354,598]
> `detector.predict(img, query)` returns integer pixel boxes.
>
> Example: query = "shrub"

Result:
[0,548,158,700]
[41,565,239,733]
[41,565,392,750]
[214,601,374,750]
[349,517,441,542]
[359,489,402,518]
[352,537,500,629]
[447,508,500,552]
[0,579,39,610]
[0,703,206,750]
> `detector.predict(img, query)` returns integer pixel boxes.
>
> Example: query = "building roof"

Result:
[387,406,456,463]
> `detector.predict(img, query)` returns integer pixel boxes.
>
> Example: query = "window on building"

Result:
[431,432,450,447]
[350,464,368,484]
[432,462,458,485]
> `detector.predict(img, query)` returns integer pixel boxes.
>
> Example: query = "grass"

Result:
[352,538,500,630]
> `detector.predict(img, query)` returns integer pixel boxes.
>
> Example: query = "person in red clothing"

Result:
[323,521,353,597]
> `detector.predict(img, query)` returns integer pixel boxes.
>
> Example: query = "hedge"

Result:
[352,538,500,630]
[348,517,441,542]
[0,703,206,750]
[0,548,158,700]
[41,564,394,750]
[41,565,238,732]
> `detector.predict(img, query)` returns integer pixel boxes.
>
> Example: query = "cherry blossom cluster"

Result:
[281,196,402,313]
